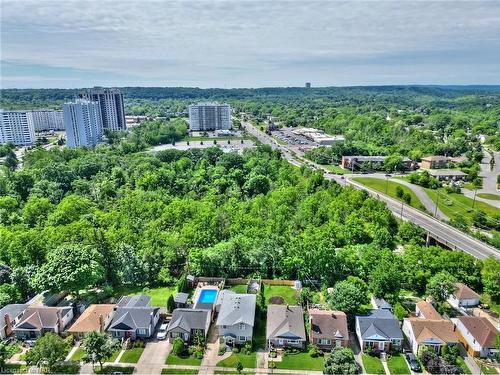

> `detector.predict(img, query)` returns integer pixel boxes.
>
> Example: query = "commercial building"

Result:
[30,109,64,131]
[341,155,413,171]
[63,100,103,148]
[188,102,231,131]
[0,109,36,145]
[291,127,345,145]
[79,87,126,131]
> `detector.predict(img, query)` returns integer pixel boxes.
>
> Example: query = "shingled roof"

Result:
[67,304,114,333]
[458,316,498,348]
[356,309,403,341]
[266,305,306,341]
[14,306,72,331]
[216,293,256,327]
[309,309,348,341]
[453,283,480,300]
[108,307,159,330]
[406,318,457,345]
[167,309,210,333]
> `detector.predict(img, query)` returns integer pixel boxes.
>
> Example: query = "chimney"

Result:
[99,314,104,333]
[4,314,12,336]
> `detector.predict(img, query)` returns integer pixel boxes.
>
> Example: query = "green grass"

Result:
[264,285,299,305]
[127,286,177,307]
[95,366,134,374]
[424,188,499,222]
[229,284,248,294]
[362,354,385,375]
[477,193,500,201]
[478,361,498,374]
[217,352,257,368]
[274,352,324,371]
[352,177,426,210]
[320,164,345,174]
[456,356,471,375]
[106,349,121,362]
[71,346,85,361]
[161,369,199,374]
[119,347,144,363]
[166,354,203,366]
[387,353,410,374]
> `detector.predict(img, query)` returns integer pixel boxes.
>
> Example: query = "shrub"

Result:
[187,346,195,355]
[396,186,404,198]
[195,351,203,359]
[232,347,239,353]
[218,345,226,356]
[308,345,321,357]
[132,340,145,348]
[64,335,74,346]
[172,337,185,356]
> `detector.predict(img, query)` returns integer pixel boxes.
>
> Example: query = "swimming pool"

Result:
[198,289,218,304]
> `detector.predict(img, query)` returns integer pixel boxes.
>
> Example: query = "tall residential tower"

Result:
[63,100,103,148]
[30,109,64,131]
[188,102,231,131]
[79,87,126,131]
[0,110,36,145]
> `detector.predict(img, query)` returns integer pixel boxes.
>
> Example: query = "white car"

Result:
[156,323,168,340]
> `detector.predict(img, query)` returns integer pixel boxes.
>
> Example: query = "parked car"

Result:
[23,340,36,348]
[405,352,422,372]
[156,323,168,340]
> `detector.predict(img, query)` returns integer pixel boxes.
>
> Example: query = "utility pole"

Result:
[400,202,404,219]
[472,187,478,209]
[385,174,391,194]
[433,190,440,217]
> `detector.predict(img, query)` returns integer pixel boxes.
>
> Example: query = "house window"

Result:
[336,340,342,348]
[222,325,227,329]
[287,340,299,344]
[392,339,400,345]
[137,328,147,335]
[319,339,331,345]
[239,323,245,330]
[278,339,284,345]
[239,336,246,342]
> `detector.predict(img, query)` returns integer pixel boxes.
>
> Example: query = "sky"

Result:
[1,0,500,88]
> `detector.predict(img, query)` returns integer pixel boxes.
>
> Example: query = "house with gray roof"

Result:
[216,293,256,346]
[166,309,211,343]
[266,305,306,349]
[13,306,73,339]
[174,293,189,308]
[0,304,27,339]
[107,295,160,340]
[355,309,403,353]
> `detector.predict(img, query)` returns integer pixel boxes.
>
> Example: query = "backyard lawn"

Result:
[127,286,177,307]
[274,352,324,371]
[352,177,426,210]
[166,354,202,366]
[229,284,248,294]
[217,352,257,368]
[119,348,144,363]
[264,285,298,305]
[362,354,385,375]
[387,353,410,374]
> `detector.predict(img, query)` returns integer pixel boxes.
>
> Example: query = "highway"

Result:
[243,119,499,260]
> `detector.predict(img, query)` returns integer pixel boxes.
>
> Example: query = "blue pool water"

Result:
[198,289,217,304]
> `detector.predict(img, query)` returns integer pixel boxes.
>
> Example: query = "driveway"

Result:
[479,151,499,194]
[135,339,171,374]
[199,324,222,375]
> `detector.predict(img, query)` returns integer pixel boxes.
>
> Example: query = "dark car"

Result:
[405,352,422,372]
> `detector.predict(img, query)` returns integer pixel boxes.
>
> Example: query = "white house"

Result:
[447,283,480,309]
[454,316,499,358]
[216,293,256,346]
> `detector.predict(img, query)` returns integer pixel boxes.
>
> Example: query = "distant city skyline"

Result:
[1,0,500,88]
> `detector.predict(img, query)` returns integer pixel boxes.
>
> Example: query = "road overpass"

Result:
[242,119,499,260]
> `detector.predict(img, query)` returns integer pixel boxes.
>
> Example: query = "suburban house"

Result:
[402,302,457,354]
[67,304,115,339]
[309,309,349,350]
[107,295,160,340]
[216,293,256,346]
[166,308,211,343]
[355,309,403,353]
[453,316,499,358]
[0,304,27,339]
[421,155,448,169]
[372,297,393,311]
[215,289,235,313]
[174,293,189,308]
[266,305,306,349]
[447,283,481,309]
[13,306,74,339]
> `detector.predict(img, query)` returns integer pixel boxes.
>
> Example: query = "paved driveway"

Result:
[135,339,171,374]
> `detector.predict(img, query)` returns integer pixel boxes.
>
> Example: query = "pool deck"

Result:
[193,285,219,310]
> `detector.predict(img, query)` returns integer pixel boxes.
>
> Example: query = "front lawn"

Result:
[456,357,471,375]
[264,285,298,305]
[105,349,121,362]
[274,352,324,371]
[127,286,177,307]
[387,353,410,374]
[161,369,199,374]
[119,347,144,363]
[166,353,202,366]
[71,346,85,361]
[362,354,385,375]
[216,352,256,368]
[95,366,134,374]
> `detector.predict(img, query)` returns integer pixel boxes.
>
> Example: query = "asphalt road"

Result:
[243,119,499,260]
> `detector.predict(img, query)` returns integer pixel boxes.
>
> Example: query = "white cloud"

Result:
[1,0,499,87]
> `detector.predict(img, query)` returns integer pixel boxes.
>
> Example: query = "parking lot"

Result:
[272,128,317,147]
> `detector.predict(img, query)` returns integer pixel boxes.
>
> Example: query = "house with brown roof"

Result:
[13,306,73,339]
[447,283,481,309]
[403,302,457,354]
[309,309,348,350]
[421,155,449,169]
[67,304,115,339]
[0,304,27,340]
[453,316,499,358]
[266,305,306,349]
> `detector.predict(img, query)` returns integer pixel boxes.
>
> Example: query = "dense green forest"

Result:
[0,143,498,310]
